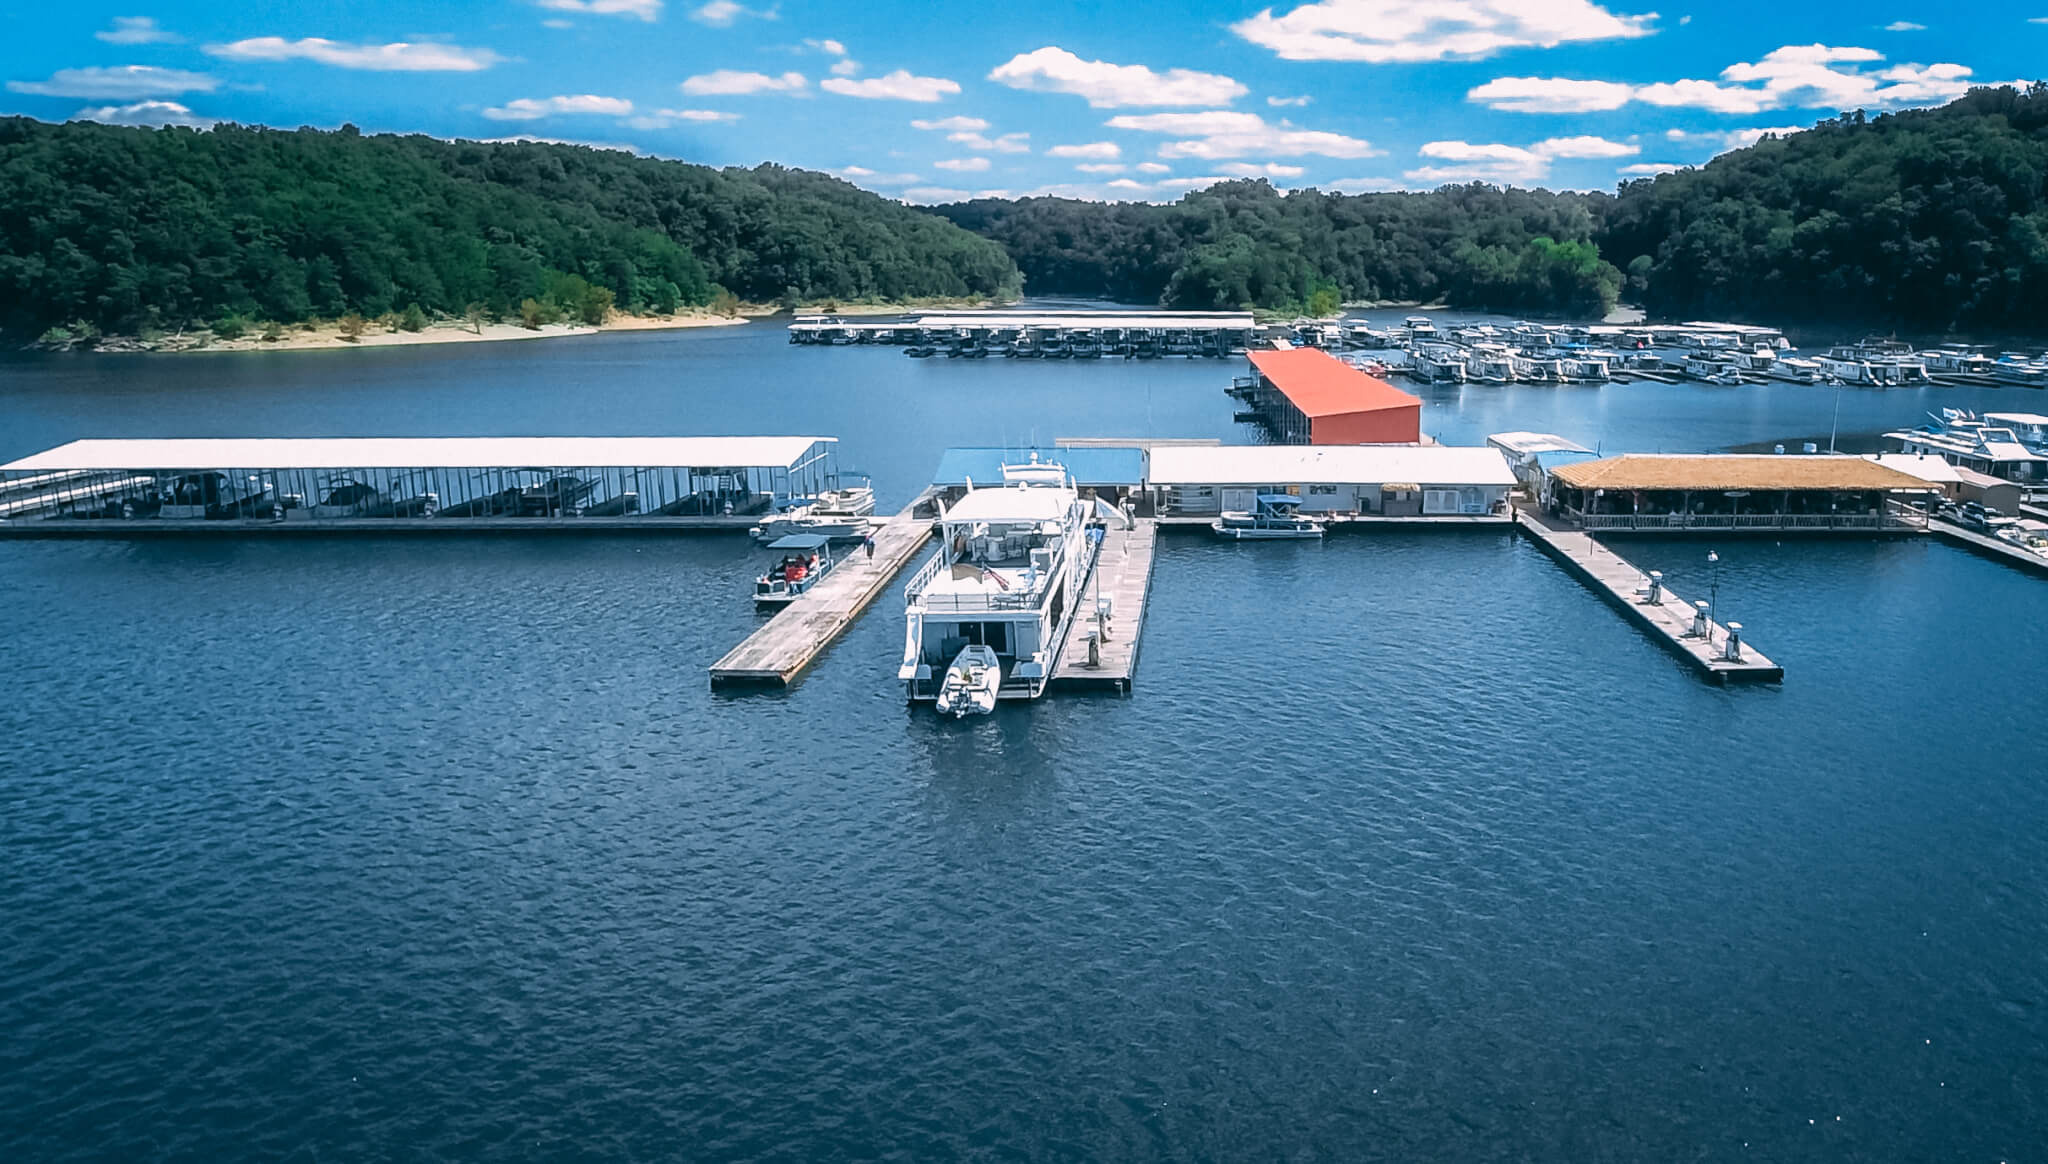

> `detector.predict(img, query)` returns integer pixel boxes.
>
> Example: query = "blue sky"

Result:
[6,2,2046,202]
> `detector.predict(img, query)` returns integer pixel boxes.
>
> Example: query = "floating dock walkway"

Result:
[1517,508,1783,684]
[1049,519,1158,693]
[1929,517,2048,576]
[709,490,938,688]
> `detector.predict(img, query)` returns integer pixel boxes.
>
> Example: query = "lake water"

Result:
[3,315,2045,1161]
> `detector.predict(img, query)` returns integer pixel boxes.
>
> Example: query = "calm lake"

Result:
[2,311,2044,1161]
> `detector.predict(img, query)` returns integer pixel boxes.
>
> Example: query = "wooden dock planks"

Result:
[1516,508,1783,684]
[1049,519,1157,692]
[708,492,936,687]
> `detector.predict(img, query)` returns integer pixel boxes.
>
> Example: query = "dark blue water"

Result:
[3,321,2046,1160]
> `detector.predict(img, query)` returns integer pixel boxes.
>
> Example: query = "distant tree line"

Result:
[8,84,2047,341]
[1596,84,2048,333]
[0,117,1022,340]
[930,180,1621,318]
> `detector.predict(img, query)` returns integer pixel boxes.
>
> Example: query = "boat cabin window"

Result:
[957,622,1011,654]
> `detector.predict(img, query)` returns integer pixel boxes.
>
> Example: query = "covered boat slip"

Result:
[789,310,1256,351]
[1228,348,1423,445]
[1146,444,1516,523]
[1547,455,1933,533]
[0,436,841,532]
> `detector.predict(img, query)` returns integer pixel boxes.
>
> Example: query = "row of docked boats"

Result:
[905,336,1241,360]
[747,482,877,608]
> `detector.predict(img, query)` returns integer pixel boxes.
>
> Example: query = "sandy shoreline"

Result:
[77,311,751,355]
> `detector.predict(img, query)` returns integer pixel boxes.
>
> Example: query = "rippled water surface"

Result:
[3,319,2046,1160]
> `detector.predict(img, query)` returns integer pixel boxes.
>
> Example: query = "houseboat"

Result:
[1466,345,1516,385]
[898,457,1092,706]
[1408,345,1467,384]
[1768,356,1822,383]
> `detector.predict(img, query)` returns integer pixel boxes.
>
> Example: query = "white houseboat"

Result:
[898,458,1093,706]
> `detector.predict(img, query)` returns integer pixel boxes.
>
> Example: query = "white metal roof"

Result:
[1,436,832,472]
[1985,412,2048,426]
[1487,432,1593,455]
[1147,444,1516,487]
[941,486,1076,524]
[1864,454,1963,484]
[911,312,1255,329]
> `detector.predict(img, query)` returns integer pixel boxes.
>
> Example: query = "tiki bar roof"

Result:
[1550,454,1934,492]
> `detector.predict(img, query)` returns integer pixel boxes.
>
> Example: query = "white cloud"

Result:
[901,186,972,202]
[831,59,861,77]
[1106,178,1148,191]
[1883,21,1925,32]
[542,18,574,28]
[537,0,664,20]
[690,1,775,26]
[97,17,179,45]
[1531,134,1638,158]
[821,70,959,101]
[1135,161,1170,173]
[1047,140,1120,158]
[988,47,1246,107]
[71,99,214,127]
[623,107,741,128]
[911,115,986,131]
[1472,43,1984,116]
[8,65,219,98]
[1467,76,1635,112]
[805,38,848,55]
[1075,162,1125,173]
[834,166,920,185]
[1233,0,1655,63]
[1221,161,1307,177]
[1664,125,1803,152]
[1404,135,1634,185]
[1619,162,1683,175]
[679,69,807,95]
[206,37,502,71]
[949,130,1029,152]
[1322,176,1408,193]
[1267,94,1312,107]
[1106,110,1378,159]
[484,94,634,120]
[934,156,991,171]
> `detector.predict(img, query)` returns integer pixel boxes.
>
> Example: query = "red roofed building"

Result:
[1236,348,1422,444]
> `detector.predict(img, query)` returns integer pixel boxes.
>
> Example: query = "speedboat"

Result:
[934,644,1001,717]
[749,481,876,542]
[1211,495,1326,540]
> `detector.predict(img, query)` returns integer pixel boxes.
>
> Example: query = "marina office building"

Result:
[1147,444,1517,518]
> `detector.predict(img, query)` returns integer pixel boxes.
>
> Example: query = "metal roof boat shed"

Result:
[1148,444,1514,517]
[1547,454,1932,532]
[0,436,839,526]
[1232,349,1422,444]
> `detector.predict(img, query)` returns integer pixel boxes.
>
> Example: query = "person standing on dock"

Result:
[863,531,875,561]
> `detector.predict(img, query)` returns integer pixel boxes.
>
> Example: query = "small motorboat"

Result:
[1211,495,1326,540]
[754,534,836,607]
[935,644,1000,717]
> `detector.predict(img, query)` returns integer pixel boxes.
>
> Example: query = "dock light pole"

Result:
[1828,379,1844,454]
[1707,549,1721,636]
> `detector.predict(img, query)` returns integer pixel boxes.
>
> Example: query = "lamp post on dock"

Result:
[1707,549,1721,636]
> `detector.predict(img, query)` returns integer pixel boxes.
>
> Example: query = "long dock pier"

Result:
[1049,519,1158,693]
[1929,517,2048,576]
[709,490,938,688]
[1516,508,1783,684]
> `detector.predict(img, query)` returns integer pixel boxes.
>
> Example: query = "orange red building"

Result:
[1238,348,1422,444]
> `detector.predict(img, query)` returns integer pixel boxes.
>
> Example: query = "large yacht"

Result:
[898,457,1093,706]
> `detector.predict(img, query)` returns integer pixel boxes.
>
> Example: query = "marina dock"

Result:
[1929,517,2048,575]
[1516,508,1783,684]
[1049,519,1158,693]
[709,490,938,687]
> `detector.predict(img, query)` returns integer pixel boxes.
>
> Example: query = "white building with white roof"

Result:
[1145,444,1517,517]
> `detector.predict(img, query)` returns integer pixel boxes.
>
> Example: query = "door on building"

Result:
[1221,488,1257,513]
[1422,489,1460,514]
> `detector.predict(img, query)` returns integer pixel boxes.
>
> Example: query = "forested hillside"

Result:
[933,182,1621,318]
[1597,84,2048,333]
[0,118,1021,339]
